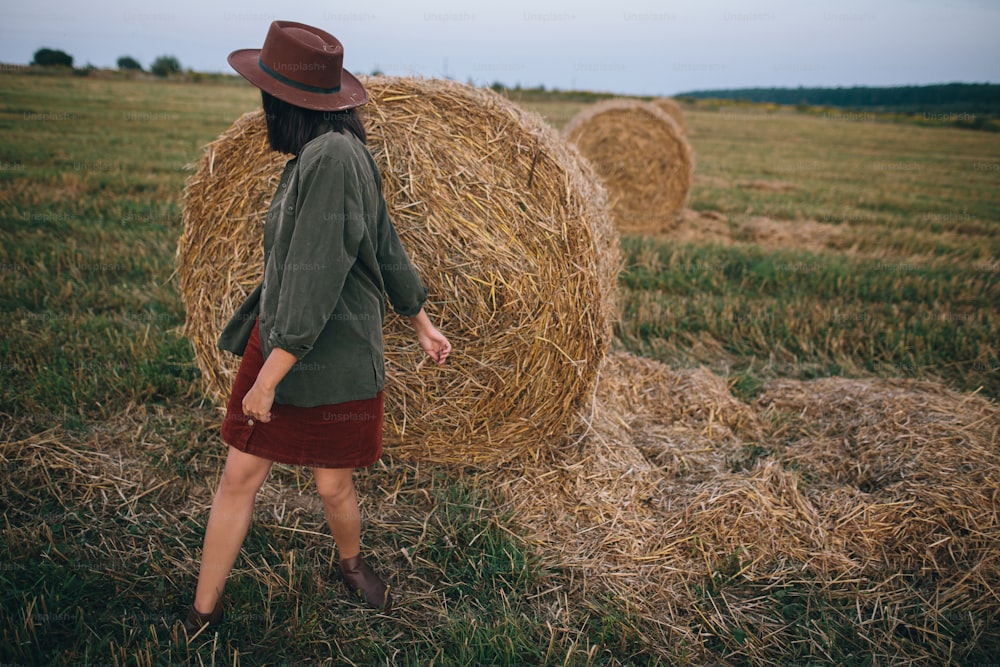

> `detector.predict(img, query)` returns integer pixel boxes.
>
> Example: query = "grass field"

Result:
[1,71,998,665]
[516,96,999,401]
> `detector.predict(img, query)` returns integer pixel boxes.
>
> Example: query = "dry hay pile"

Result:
[177,76,618,464]
[500,353,1000,663]
[563,98,693,234]
[651,96,688,133]
[756,378,1000,581]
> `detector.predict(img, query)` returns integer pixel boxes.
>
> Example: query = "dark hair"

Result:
[261,91,367,154]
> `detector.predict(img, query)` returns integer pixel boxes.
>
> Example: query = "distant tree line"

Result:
[676,83,1000,114]
[30,48,182,77]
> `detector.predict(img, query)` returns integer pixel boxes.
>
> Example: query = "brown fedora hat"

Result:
[228,20,368,111]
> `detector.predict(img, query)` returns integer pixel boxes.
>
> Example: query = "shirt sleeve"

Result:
[268,151,361,358]
[376,196,428,317]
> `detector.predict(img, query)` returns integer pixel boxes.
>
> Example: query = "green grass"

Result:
[688,107,999,253]
[1,71,998,664]
[615,239,998,398]
[0,72,257,423]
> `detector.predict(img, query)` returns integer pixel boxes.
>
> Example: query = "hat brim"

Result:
[228,48,368,111]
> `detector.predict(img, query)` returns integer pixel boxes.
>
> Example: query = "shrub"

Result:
[150,55,181,78]
[117,56,143,71]
[31,47,73,67]
[72,63,97,77]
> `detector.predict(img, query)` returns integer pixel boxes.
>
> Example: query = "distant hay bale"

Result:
[176,76,618,464]
[564,98,693,234]
[651,97,687,133]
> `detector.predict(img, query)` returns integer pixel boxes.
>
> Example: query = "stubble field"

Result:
[1,71,997,665]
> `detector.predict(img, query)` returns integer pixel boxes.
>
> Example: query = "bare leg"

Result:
[192,446,273,614]
[314,466,391,608]
[313,467,361,560]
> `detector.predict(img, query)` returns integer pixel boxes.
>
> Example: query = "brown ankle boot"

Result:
[183,598,224,635]
[339,554,392,609]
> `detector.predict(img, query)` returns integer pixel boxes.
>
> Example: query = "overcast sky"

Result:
[2,0,998,96]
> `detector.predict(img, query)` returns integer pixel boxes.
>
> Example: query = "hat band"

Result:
[258,58,342,94]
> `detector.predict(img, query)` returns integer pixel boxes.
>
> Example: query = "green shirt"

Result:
[217,129,428,407]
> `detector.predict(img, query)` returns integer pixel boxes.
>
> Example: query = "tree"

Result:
[32,47,73,67]
[150,55,181,78]
[117,56,143,71]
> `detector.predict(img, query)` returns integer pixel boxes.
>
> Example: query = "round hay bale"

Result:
[563,98,693,234]
[651,97,687,133]
[177,76,619,465]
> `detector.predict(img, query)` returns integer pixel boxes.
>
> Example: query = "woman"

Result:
[184,21,451,633]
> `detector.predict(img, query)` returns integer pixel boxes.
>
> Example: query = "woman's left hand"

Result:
[410,308,452,365]
[242,380,276,423]
[418,325,452,365]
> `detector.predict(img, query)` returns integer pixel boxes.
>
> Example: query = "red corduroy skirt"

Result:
[221,319,384,468]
